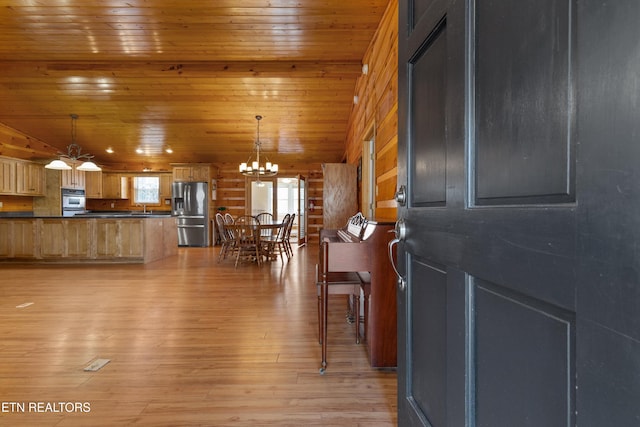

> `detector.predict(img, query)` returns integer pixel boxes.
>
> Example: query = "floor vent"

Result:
[84,358,110,372]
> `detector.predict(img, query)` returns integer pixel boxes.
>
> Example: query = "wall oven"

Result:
[61,188,86,216]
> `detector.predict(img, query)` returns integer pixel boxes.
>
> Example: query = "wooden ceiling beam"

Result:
[0,61,362,79]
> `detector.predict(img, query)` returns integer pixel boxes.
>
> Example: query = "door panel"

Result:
[474,280,574,427]
[407,259,447,426]
[474,0,575,204]
[410,23,447,207]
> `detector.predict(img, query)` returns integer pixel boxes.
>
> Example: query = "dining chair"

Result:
[224,213,234,225]
[215,213,234,262]
[261,213,290,261]
[231,222,262,268]
[223,214,236,248]
[255,212,274,240]
[255,212,273,225]
[283,212,296,257]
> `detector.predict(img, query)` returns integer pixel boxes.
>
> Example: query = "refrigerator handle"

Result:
[184,183,190,212]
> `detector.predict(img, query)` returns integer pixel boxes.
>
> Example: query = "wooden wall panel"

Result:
[0,195,33,213]
[377,166,399,215]
[322,163,358,230]
[345,0,398,222]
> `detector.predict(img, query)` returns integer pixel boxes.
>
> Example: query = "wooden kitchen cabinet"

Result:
[41,218,136,259]
[85,171,103,198]
[0,156,44,196]
[0,220,10,257]
[116,220,144,257]
[40,219,92,258]
[96,220,121,258]
[15,160,45,196]
[0,157,16,194]
[65,220,92,257]
[61,166,85,190]
[172,164,211,182]
[171,166,191,182]
[0,219,38,258]
[39,220,65,257]
[160,173,172,199]
[0,217,176,263]
[12,220,39,258]
[193,166,211,182]
[95,219,143,258]
[102,173,128,199]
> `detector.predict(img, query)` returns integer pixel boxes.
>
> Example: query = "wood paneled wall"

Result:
[345,0,398,221]
[322,163,358,229]
[0,122,57,162]
[0,195,33,213]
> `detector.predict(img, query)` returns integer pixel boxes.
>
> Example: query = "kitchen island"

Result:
[0,215,177,264]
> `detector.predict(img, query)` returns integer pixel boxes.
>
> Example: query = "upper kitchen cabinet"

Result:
[160,174,172,200]
[15,160,45,196]
[0,156,45,196]
[172,163,212,182]
[85,171,103,199]
[0,157,16,194]
[102,173,129,199]
[61,166,85,190]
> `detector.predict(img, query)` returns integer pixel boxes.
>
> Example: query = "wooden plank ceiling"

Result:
[0,0,389,171]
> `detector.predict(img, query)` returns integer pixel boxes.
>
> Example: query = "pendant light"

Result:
[45,114,101,172]
[238,115,278,181]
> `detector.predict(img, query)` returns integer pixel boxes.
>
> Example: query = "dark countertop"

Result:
[0,211,34,217]
[72,211,173,218]
[0,212,173,219]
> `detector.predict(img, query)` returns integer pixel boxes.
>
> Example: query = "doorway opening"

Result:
[248,176,307,245]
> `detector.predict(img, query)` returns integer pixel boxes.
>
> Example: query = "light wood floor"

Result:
[0,244,397,426]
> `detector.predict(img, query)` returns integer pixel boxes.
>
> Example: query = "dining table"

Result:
[224,219,287,265]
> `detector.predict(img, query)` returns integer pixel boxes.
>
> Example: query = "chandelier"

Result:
[239,115,278,179]
[45,114,101,172]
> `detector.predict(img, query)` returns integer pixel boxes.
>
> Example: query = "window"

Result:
[133,176,160,205]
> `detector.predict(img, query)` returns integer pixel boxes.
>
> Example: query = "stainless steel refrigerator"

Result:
[171,181,209,247]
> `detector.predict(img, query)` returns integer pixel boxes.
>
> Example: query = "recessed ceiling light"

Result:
[105,147,114,154]
[136,148,144,154]
[165,147,173,154]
